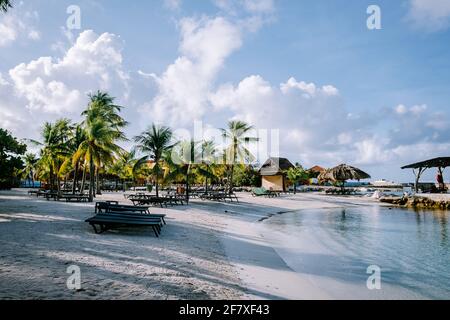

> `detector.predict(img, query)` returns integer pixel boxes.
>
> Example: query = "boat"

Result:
[371,179,401,187]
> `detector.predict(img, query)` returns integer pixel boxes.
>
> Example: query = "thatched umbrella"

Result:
[318,164,371,190]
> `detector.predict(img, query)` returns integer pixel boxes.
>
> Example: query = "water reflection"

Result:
[263,206,450,299]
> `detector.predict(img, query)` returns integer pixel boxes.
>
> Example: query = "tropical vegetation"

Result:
[0,0,12,13]
[5,91,263,201]
[0,128,26,189]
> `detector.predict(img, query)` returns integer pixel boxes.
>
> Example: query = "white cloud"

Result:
[8,30,128,114]
[407,0,450,31]
[214,0,274,15]
[395,103,427,116]
[0,30,130,142]
[144,16,242,127]
[164,0,182,11]
[280,77,339,98]
[242,0,274,14]
[0,6,40,47]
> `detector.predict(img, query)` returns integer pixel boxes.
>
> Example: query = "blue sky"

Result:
[1,0,450,182]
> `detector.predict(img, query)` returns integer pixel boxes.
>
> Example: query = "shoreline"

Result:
[0,189,444,299]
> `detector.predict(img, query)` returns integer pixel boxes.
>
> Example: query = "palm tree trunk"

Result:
[56,176,61,194]
[89,158,94,202]
[229,164,235,194]
[80,163,87,195]
[49,166,54,190]
[205,165,210,194]
[31,171,35,188]
[72,161,79,194]
[96,167,101,195]
[185,165,190,204]
[228,145,237,194]
[155,174,159,197]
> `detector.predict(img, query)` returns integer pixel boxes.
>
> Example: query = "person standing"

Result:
[436,169,445,192]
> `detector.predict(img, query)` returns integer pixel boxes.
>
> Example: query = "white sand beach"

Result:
[0,188,393,300]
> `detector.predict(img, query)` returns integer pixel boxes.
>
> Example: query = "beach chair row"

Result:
[199,192,239,203]
[126,194,186,207]
[29,189,90,202]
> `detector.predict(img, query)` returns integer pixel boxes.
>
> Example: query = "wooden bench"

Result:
[85,214,163,237]
[95,202,150,214]
[200,192,239,203]
[59,194,90,202]
[129,197,171,208]
[95,202,166,224]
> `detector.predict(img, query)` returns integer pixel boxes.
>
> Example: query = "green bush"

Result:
[0,128,26,189]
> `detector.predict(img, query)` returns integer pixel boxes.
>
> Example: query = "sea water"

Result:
[259,206,450,299]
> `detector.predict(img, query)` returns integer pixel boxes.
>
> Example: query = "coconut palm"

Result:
[29,119,73,192]
[0,0,12,13]
[82,91,128,130]
[58,124,86,194]
[74,116,123,202]
[166,139,200,203]
[108,150,137,191]
[80,92,127,196]
[69,125,87,194]
[133,124,174,197]
[21,153,38,187]
[221,120,258,193]
[196,140,219,193]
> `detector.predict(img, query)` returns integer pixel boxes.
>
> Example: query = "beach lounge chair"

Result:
[58,194,90,202]
[252,187,278,198]
[85,214,163,237]
[95,202,167,224]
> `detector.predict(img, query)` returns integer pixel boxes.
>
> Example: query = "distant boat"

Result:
[372,179,401,187]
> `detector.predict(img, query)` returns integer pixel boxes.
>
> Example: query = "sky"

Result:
[1,0,450,182]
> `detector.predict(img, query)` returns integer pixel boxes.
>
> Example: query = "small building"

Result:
[259,157,295,192]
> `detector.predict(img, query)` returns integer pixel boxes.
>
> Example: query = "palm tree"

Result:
[82,91,128,130]
[196,140,218,193]
[30,119,73,192]
[21,153,38,187]
[221,120,258,193]
[58,124,86,194]
[133,124,174,197]
[70,125,87,194]
[108,150,137,191]
[74,116,123,202]
[79,92,127,197]
[0,0,13,13]
[166,139,199,203]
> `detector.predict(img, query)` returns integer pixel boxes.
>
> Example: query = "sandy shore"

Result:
[0,188,382,300]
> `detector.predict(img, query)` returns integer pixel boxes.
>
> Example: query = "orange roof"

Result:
[309,165,326,173]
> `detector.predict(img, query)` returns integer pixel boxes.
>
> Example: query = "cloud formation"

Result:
[407,0,450,31]
[0,30,129,139]
[143,16,242,127]
[0,6,40,47]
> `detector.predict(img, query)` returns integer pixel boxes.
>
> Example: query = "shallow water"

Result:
[260,205,450,299]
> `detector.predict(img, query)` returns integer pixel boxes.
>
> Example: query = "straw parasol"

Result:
[318,164,371,189]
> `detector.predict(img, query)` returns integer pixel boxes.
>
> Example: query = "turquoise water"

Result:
[261,206,450,299]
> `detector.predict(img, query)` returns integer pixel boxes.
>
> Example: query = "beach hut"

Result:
[259,157,295,192]
[318,164,371,190]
